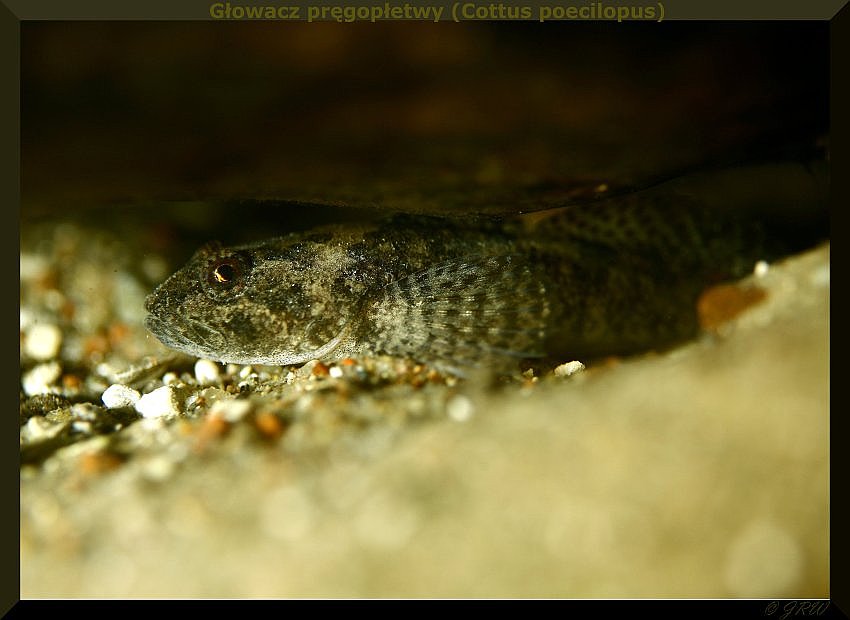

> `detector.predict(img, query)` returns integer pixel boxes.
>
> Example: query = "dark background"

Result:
[21,21,829,246]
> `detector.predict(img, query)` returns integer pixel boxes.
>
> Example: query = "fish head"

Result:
[144,239,352,365]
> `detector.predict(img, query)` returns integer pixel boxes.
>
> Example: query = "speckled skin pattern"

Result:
[144,162,827,372]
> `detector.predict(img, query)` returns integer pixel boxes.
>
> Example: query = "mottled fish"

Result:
[144,160,828,374]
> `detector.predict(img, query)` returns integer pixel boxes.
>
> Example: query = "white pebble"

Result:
[329,365,344,378]
[447,395,474,422]
[22,415,66,442]
[24,323,63,360]
[194,359,220,385]
[554,360,586,377]
[161,372,180,386]
[71,420,92,433]
[209,399,252,423]
[135,386,181,418]
[238,365,254,379]
[754,260,770,278]
[101,384,141,409]
[22,361,62,396]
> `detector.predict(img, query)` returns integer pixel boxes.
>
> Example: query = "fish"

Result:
[144,159,828,375]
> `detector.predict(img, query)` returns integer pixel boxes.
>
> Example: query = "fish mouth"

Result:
[144,314,225,358]
[144,315,195,350]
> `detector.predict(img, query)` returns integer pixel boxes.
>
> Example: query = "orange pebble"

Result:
[79,451,123,475]
[698,284,767,332]
[255,411,284,439]
[194,414,230,452]
[62,374,81,389]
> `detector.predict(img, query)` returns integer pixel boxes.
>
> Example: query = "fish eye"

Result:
[201,251,251,298]
[212,262,237,284]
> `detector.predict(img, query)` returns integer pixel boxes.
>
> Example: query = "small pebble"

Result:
[135,386,181,419]
[71,420,93,433]
[697,284,767,332]
[22,361,62,396]
[22,415,67,442]
[62,374,81,390]
[554,361,586,377]
[297,360,320,377]
[162,372,180,386]
[209,399,252,423]
[194,359,220,385]
[79,450,123,475]
[754,260,770,278]
[24,323,63,360]
[329,366,344,379]
[447,395,474,422]
[255,411,284,439]
[69,403,103,421]
[195,414,230,449]
[102,384,141,409]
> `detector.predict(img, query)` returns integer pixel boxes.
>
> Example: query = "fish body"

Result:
[144,161,828,373]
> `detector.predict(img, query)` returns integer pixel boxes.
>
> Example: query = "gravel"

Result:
[102,384,141,409]
[135,386,181,419]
